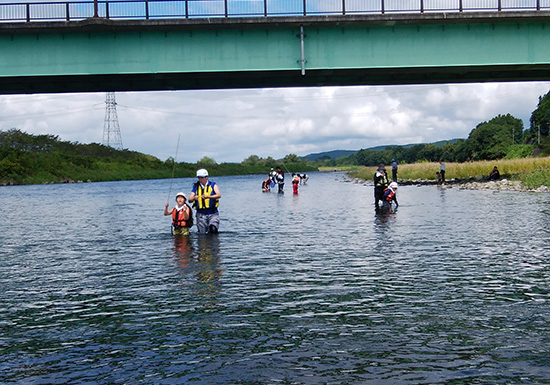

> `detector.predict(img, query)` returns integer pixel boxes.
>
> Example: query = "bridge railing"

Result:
[0,0,549,23]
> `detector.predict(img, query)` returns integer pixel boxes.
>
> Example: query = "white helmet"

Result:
[175,192,187,200]
[196,168,208,177]
[389,182,398,189]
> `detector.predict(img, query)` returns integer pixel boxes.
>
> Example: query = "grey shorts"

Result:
[196,212,220,234]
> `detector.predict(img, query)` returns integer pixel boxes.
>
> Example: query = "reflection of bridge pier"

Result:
[2,2,550,94]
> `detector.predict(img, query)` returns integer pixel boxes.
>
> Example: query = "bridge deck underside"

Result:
[2,65,550,94]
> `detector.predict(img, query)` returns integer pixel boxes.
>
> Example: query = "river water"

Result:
[1,172,549,384]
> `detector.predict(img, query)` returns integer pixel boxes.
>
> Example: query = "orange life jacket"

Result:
[384,188,395,201]
[172,206,192,228]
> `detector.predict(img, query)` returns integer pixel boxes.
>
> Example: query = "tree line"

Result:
[0,129,316,185]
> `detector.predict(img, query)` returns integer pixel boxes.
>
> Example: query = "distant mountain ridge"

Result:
[302,139,460,160]
[301,150,357,161]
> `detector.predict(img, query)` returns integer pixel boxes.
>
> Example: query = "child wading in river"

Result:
[164,192,193,236]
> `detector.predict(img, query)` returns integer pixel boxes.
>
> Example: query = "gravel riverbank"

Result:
[397,178,550,193]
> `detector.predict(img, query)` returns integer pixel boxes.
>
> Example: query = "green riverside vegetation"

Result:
[350,157,550,189]
[0,129,317,186]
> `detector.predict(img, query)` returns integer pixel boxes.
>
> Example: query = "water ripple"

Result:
[1,175,549,384]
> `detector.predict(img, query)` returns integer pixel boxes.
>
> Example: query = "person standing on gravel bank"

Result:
[439,160,446,184]
[391,159,398,182]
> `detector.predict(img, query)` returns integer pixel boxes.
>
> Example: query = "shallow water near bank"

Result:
[1,172,549,384]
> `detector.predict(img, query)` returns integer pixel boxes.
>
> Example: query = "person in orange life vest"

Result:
[188,168,221,234]
[382,182,399,210]
[291,173,300,194]
[164,191,193,236]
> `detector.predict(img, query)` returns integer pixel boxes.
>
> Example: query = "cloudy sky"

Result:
[1,81,549,163]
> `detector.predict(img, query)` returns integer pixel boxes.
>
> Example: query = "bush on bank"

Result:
[517,167,550,189]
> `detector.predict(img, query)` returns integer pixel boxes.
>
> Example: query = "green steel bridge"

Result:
[1,0,550,94]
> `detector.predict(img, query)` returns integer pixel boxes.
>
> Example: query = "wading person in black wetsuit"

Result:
[374,163,389,211]
[276,166,285,193]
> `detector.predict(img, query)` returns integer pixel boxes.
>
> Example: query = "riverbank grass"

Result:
[350,157,550,189]
[318,166,363,172]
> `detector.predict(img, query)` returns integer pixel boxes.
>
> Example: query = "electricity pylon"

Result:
[102,92,123,150]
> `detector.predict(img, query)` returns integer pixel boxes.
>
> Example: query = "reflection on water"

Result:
[173,235,223,305]
[0,173,549,384]
[173,234,193,262]
[196,235,223,282]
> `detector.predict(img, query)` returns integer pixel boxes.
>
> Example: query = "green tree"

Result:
[452,139,470,162]
[464,114,523,160]
[355,149,378,166]
[490,113,524,144]
[390,146,405,164]
[467,123,508,160]
[197,156,217,166]
[282,154,301,163]
[402,144,425,164]
[0,157,23,177]
[529,91,550,143]
[262,156,276,166]
[417,143,442,162]
[242,155,260,165]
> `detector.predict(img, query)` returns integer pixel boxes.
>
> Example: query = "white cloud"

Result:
[1,81,549,162]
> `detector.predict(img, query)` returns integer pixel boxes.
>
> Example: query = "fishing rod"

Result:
[282,162,291,175]
[167,134,181,204]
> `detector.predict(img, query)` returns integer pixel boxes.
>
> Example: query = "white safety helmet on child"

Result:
[389,182,398,189]
[175,192,187,200]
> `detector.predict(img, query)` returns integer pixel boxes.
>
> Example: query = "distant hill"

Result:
[301,150,357,161]
[302,139,460,160]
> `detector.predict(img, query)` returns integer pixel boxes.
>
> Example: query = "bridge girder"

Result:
[1,12,550,94]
